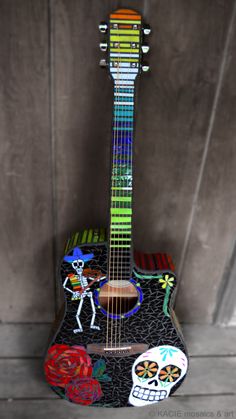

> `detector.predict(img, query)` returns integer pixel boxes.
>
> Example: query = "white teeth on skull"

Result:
[132,385,167,401]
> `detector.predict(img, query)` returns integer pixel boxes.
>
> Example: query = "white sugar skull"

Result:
[129,345,188,407]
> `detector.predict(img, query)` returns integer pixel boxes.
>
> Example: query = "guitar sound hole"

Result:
[98,280,139,315]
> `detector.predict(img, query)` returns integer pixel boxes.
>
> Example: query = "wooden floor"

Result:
[1,324,236,418]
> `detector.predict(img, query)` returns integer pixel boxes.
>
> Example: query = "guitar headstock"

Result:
[99,9,151,82]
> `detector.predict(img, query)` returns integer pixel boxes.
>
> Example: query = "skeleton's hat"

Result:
[64,246,94,263]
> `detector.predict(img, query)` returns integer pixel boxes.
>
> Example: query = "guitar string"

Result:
[119,30,135,348]
[115,31,122,347]
[118,32,129,348]
[119,43,130,348]
[112,41,120,348]
[115,47,120,348]
[110,35,121,348]
[114,44,119,348]
[117,34,124,347]
[118,63,123,348]
[106,27,118,348]
[123,43,134,348]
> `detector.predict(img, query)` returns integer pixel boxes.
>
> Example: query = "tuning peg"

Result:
[142,24,151,35]
[99,58,107,68]
[141,44,150,54]
[99,22,108,33]
[99,42,108,52]
[142,63,150,72]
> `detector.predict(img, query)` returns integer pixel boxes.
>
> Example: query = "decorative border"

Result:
[93,278,143,319]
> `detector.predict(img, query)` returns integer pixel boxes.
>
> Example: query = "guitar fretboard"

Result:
[107,9,142,281]
[109,83,135,279]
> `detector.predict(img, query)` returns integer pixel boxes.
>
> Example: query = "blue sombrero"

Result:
[64,246,94,263]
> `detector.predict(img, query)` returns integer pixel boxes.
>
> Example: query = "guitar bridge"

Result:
[87,343,149,357]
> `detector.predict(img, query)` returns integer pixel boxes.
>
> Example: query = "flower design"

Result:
[44,344,92,387]
[159,365,181,383]
[159,274,175,289]
[65,376,103,405]
[135,360,158,379]
[159,346,178,361]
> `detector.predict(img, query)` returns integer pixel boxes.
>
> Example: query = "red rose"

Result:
[65,377,103,405]
[44,344,92,387]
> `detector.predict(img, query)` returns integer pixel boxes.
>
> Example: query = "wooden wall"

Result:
[1,1,236,417]
[1,0,236,329]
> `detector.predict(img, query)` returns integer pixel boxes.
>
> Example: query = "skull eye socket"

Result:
[72,260,84,269]
[135,360,158,380]
[159,364,181,383]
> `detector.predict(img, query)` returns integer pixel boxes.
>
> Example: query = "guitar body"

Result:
[44,228,188,407]
[44,8,189,408]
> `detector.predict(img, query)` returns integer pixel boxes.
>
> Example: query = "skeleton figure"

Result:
[63,247,105,334]
[129,345,188,406]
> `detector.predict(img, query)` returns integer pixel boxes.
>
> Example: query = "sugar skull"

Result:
[129,345,188,407]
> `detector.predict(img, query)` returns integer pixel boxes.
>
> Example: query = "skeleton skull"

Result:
[129,345,188,407]
[72,259,84,270]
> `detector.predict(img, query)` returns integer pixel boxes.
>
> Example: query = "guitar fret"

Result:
[112,197,132,202]
[114,102,134,105]
[110,52,139,57]
[114,92,134,97]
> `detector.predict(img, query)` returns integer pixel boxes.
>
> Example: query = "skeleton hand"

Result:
[72,291,81,299]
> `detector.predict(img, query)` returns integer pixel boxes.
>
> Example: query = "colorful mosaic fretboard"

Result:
[108,9,142,280]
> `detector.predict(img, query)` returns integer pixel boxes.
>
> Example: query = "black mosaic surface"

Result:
[47,242,188,408]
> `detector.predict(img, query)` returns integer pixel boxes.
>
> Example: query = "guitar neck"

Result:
[108,82,135,278]
[105,8,143,281]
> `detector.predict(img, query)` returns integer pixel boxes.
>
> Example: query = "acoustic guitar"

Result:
[44,8,189,408]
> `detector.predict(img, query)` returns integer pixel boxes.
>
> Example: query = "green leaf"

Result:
[97,373,112,382]
[92,359,106,378]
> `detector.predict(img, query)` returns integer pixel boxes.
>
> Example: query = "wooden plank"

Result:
[0,359,54,399]
[230,309,236,326]
[176,3,236,323]
[0,357,235,398]
[0,0,55,322]
[132,0,235,323]
[0,324,51,357]
[182,324,236,356]
[1,324,236,357]
[0,397,236,418]
[215,242,236,325]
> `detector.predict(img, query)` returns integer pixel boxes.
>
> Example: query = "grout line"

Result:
[48,0,60,315]
[178,2,236,278]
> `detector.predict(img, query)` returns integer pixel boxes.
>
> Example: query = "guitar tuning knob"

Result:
[141,44,150,54]
[99,22,108,33]
[142,24,151,35]
[99,58,107,68]
[142,63,150,72]
[99,42,108,52]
